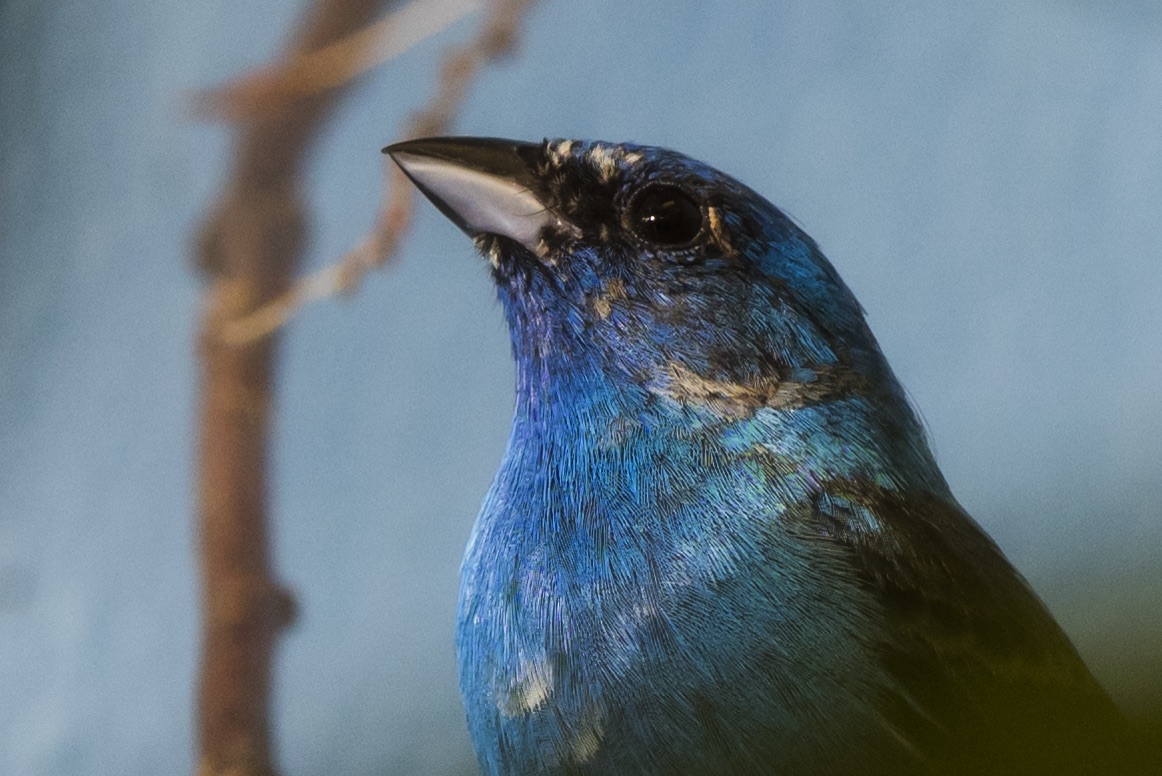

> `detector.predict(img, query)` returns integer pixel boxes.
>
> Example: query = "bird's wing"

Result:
[799,481,1136,775]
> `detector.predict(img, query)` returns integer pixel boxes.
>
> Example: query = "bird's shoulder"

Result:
[786,481,1135,774]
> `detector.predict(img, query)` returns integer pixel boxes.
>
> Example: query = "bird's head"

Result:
[387,137,892,424]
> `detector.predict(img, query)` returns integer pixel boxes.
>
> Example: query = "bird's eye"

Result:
[629,185,704,247]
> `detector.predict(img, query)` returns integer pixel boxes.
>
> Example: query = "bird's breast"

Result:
[454,443,894,774]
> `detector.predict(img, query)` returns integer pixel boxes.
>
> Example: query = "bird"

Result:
[384,136,1146,775]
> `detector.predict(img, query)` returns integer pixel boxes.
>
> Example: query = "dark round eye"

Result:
[629,185,704,247]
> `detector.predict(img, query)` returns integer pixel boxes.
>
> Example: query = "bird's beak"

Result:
[384,136,555,256]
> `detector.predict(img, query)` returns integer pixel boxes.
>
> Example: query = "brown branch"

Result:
[192,2,398,776]
[219,0,540,345]
[192,0,484,122]
[192,1,539,773]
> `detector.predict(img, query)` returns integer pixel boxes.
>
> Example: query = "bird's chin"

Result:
[475,232,546,277]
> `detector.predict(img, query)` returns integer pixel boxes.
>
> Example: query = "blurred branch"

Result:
[193,2,398,776]
[193,0,483,121]
[219,0,539,345]
[192,1,538,775]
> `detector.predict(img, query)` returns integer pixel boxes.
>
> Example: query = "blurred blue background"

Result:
[1,0,1160,773]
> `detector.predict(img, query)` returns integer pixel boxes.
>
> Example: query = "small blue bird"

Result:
[386,137,1140,775]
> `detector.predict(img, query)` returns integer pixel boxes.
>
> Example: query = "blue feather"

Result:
[386,137,1143,775]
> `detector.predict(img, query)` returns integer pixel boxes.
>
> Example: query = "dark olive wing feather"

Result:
[805,483,1142,775]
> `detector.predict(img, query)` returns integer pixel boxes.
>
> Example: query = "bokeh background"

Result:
[1,0,1160,773]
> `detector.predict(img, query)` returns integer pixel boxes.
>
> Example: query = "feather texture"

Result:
[386,137,1145,775]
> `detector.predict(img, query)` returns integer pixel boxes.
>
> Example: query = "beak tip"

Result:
[382,138,421,158]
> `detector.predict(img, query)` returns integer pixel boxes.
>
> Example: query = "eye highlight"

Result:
[628,185,704,248]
